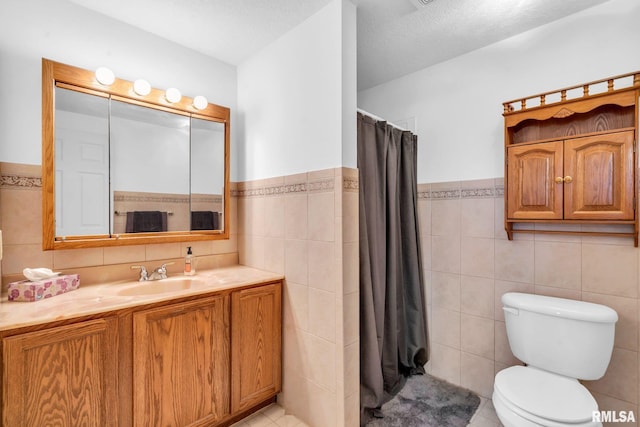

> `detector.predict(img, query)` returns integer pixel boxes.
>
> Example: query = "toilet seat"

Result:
[494,366,599,426]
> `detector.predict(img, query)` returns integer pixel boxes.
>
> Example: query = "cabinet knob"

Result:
[564,176,573,183]
[555,177,564,183]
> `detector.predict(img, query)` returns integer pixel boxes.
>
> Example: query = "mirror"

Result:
[109,99,191,234]
[190,118,226,231]
[43,59,230,249]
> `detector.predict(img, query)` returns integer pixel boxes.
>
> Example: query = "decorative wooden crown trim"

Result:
[552,108,576,119]
[503,71,640,115]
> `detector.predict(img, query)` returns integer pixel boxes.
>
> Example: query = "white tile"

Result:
[261,404,286,421]
[245,413,275,427]
[275,415,304,427]
[479,399,500,423]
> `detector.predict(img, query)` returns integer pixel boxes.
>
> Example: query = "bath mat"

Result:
[365,374,481,427]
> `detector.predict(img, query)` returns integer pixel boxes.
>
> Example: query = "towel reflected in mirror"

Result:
[126,211,168,233]
[191,211,219,230]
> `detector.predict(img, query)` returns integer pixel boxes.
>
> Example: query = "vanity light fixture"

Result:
[133,79,151,96]
[95,67,115,86]
[193,95,208,110]
[165,87,182,103]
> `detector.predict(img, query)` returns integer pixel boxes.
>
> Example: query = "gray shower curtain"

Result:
[358,112,429,420]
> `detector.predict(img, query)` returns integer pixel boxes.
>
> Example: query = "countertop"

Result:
[0,265,284,332]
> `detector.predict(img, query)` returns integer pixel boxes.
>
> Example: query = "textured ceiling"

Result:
[67,0,611,91]
[354,0,611,90]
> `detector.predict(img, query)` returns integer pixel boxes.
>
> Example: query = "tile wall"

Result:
[7,157,634,426]
[1,160,360,427]
[421,177,639,426]
[0,162,238,288]
[235,167,359,427]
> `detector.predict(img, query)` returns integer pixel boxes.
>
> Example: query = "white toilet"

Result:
[493,292,618,427]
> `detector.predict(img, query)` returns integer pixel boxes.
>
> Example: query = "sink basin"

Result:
[115,278,202,296]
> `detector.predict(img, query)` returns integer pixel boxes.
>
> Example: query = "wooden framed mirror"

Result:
[42,59,230,250]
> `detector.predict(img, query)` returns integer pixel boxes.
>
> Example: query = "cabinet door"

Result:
[133,296,230,427]
[231,282,282,413]
[507,141,564,219]
[564,131,635,220]
[3,318,118,427]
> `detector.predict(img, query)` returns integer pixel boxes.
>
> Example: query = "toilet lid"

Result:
[494,366,598,424]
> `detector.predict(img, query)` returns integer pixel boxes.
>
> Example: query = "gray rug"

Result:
[365,374,481,427]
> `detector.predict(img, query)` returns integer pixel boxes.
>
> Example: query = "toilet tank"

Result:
[502,292,618,380]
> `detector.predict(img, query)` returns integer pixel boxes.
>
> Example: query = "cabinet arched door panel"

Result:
[507,141,563,220]
[564,131,634,220]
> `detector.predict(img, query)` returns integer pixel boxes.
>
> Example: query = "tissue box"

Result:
[7,274,80,302]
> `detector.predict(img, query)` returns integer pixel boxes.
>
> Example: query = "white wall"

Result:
[341,0,357,169]
[358,0,640,183]
[0,0,238,178]
[237,0,356,181]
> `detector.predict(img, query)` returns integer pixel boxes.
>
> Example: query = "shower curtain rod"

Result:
[357,108,409,131]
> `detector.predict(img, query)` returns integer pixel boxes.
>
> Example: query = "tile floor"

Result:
[232,398,503,427]
[467,397,505,427]
[231,404,308,427]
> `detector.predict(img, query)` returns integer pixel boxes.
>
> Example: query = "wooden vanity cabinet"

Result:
[2,317,119,427]
[504,72,640,244]
[0,278,282,427]
[132,295,230,427]
[231,282,282,413]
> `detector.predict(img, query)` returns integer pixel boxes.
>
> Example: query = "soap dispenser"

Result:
[184,246,195,276]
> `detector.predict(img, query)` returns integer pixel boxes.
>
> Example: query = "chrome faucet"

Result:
[131,265,149,281]
[131,262,173,281]
[148,263,169,281]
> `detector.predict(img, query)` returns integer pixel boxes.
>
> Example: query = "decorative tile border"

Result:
[0,175,42,188]
[417,190,430,199]
[114,193,189,204]
[343,177,359,192]
[430,189,461,200]
[461,188,495,198]
[2,169,503,202]
[418,180,504,200]
[232,178,335,197]
[308,179,334,193]
[232,174,361,197]
[191,195,223,204]
[231,175,505,201]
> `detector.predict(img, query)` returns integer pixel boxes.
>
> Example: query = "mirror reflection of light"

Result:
[95,67,115,86]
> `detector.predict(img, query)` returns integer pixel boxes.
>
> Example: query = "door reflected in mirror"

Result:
[54,87,110,237]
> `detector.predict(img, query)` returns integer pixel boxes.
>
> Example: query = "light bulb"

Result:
[193,95,208,110]
[95,67,115,86]
[133,79,151,96]
[165,87,182,103]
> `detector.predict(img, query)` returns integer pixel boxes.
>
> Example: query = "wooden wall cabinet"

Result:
[1,280,282,427]
[504,72,640,245]
[2,318,118,427]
